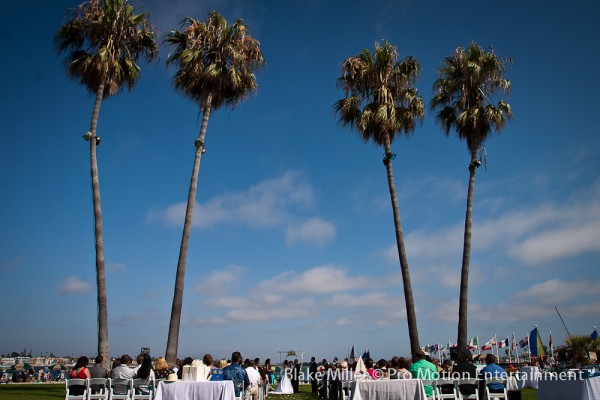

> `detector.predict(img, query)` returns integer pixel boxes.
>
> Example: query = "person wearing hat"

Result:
[408,350,437,398]
[453,348,477,396]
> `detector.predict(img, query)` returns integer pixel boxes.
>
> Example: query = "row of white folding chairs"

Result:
[422,377,508,400]
[65,377,156,400]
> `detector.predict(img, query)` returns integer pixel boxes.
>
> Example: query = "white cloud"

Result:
[255,265,369,294]
[147,171,317,230]
[58,276,91,294]
[285,218,336,247]
[195,265,243,297]
[515,279,597,304]
[106,262,127,272]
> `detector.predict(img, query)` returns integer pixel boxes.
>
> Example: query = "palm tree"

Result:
[429,42,512,350]
[562,335,594,366]
[334,41,424,355]
[54,0,158,369]
[164,11,265,366]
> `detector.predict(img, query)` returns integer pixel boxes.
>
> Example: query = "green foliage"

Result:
[334,40,424,146]
[165,10,266,111]
[0,384,64,400]
[54,0,159,97]
[430,41,512,153]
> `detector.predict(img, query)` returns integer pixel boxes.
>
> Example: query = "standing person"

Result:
[292,359,300,393]
[223,351,250,398]
[309,357,318,393]
[272,360,293,394]
[245,359,261,400]
[408,350,438,398]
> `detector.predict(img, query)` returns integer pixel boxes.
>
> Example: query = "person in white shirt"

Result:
[111,354,136,379]
[245,360,262,400]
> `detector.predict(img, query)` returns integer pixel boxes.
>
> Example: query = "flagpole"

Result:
[528,329,532,363]
[494,334,499,360]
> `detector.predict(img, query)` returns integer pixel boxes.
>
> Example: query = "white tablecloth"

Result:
[517,366,541,389]
[537,376,600,400]
[350,379,427,400]
[154,380,236,400]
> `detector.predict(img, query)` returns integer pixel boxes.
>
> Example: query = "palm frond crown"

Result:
[430,41,512,153]
[165,10,266,110]
[334,40,424,147]
[54,0,159,97]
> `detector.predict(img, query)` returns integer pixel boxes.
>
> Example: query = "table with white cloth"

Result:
[350,379,427,400]
[516,366,541,389]
[537,376,600,400]
[154,380,236,400]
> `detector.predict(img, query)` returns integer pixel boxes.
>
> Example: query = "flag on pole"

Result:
[519,336,529,348]
[468,337,479,350]
[481,337,495,351]
[529,327,547,357]
[350,345,355,359]
[592,327,598,340]
[429,344,439,353]
[497,338,509,348]
[511,332,518,351]
[549,331,554,359]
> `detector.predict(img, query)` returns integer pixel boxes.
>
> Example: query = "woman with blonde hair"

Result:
[211,359,227,381]
[154,357,174,380]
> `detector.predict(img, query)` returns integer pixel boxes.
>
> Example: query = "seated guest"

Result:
[453,348,477,397]
[111,354,136,379]
[88,355,108,394]
[211,359,227,381]
[154,357,173,380]
[136,353,155,381]
[69,356,91,396]
[365,358,377,379]
[223,351,250,397]
[396,357,412,379]
[177,357,193,380]
[409,350,438,398]
[480,353,507,393]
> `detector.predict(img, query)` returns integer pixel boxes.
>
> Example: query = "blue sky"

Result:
[1,0,599,363]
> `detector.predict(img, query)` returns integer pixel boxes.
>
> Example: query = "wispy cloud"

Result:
[1,257,23,271]
[106,262,127,272]
[285,217,336,247]
[255,265,369,294]
[148,171,314,228]
[58,276,91,294]
[194,265,244,297]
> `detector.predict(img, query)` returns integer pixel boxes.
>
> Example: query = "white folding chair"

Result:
[341,381,351,400]
[455,378,479,400]
[233,380,246,400]
[485,377,508,400]
[421,379,437,400]
[87,378,109,400]
[66,378,88,400]
[131,378,154,400]
[109,378,133,400]
[435,378,458,399]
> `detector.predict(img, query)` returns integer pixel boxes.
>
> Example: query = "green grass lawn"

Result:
[0,383,537,400]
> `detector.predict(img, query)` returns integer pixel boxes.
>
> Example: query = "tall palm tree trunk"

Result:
[383,134,420,355]
[89,82,110,370]
[166,95,213,366]
[457,149,478,350]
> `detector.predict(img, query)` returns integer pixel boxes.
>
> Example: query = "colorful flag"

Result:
[519,336,529,348]
[511,332,518,351]
[592,328,598,340]
[529,327,547,357]
[468,337,479,350]
[481,337,495,351]
[497,338,509,348]
[429,344,439,353]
